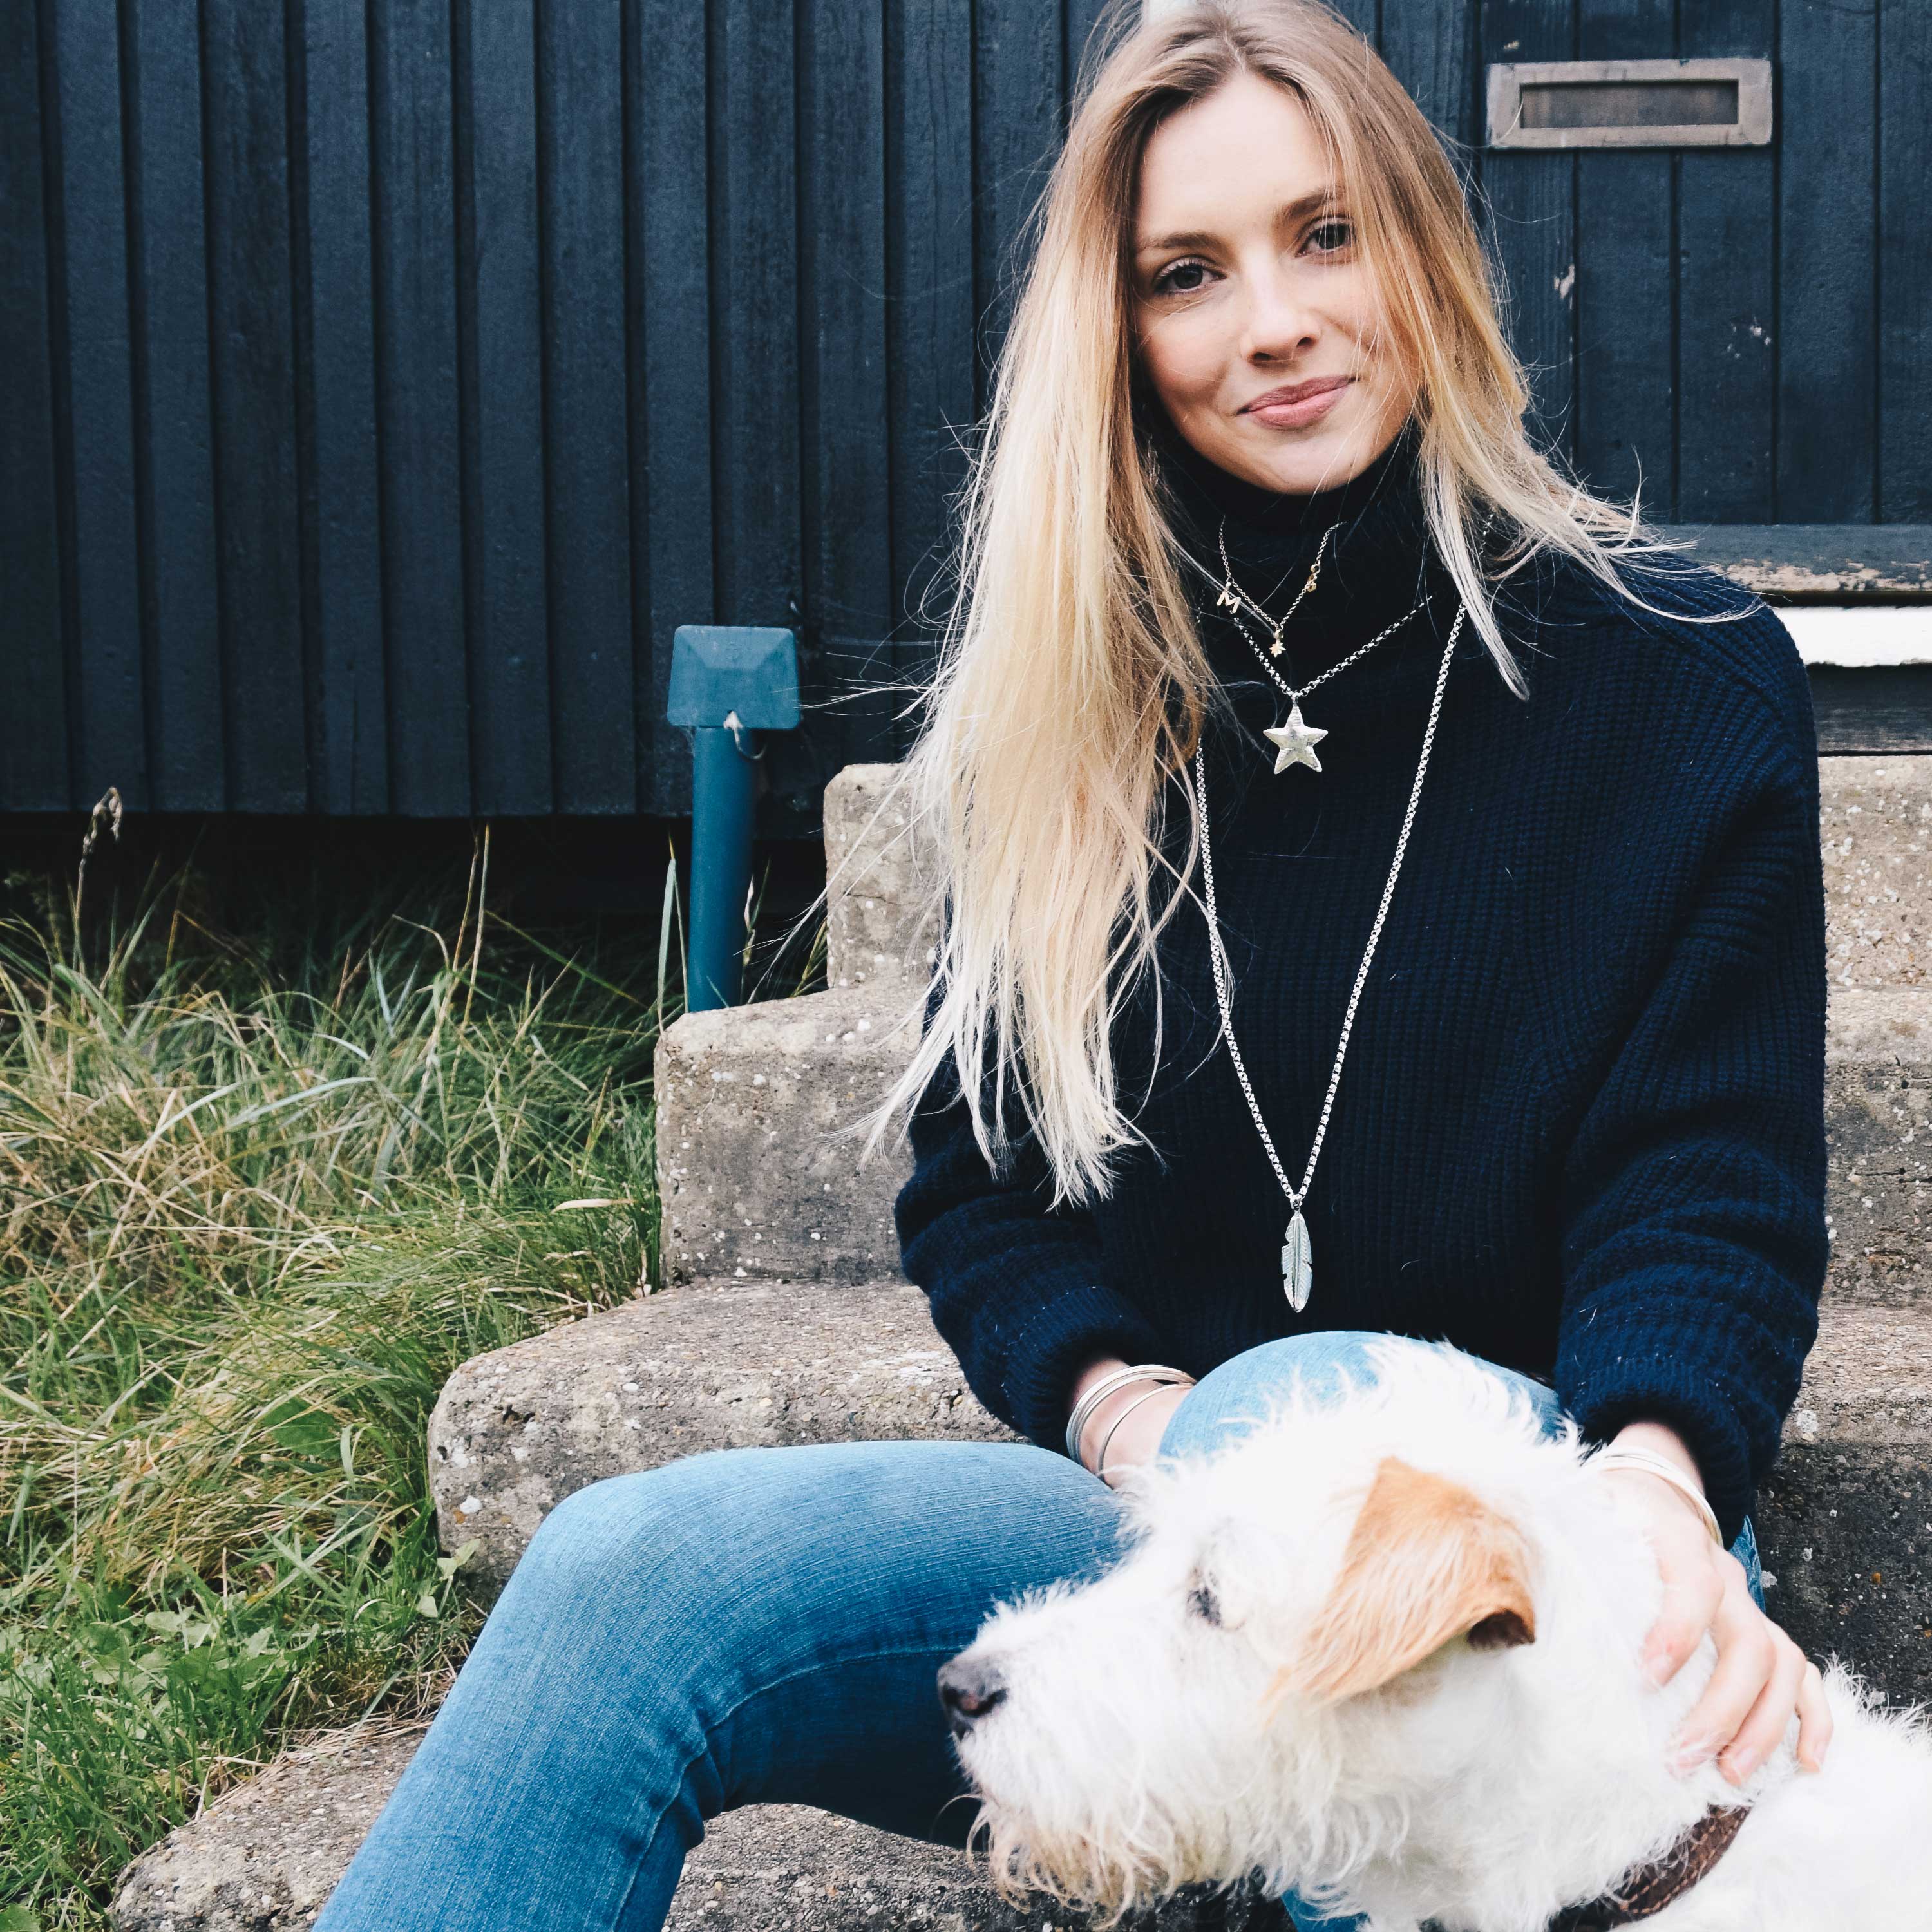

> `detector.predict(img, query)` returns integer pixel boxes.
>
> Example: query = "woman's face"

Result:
[1130,71,1419,495]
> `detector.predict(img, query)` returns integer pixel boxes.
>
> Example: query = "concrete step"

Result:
[426,1278,1932,1701]
[107,1729,1287,1932]
[656,974,1932,1306]
[429,1278,1015,1594]
[821,762,941,994]
[116,1298,1932,1931]
[825,752,1932,994]
[665,758,1932,1295]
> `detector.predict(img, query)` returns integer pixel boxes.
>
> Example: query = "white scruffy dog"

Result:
[939,1341,1932,1931]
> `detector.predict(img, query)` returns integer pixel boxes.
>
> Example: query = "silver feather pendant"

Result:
[1282,1209,1313,1312]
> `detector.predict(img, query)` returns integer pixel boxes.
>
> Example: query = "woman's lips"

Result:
[1245,378,1352,428]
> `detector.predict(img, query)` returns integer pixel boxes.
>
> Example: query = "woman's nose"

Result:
[936,1656,1008,1735]
[1240,267,1322,361]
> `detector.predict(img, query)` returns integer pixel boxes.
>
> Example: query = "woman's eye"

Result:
[1151,257,1213,298]
[1307,218,1353,254]
[1188,1578,1223,1625]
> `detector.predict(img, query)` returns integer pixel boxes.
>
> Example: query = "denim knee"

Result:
[1157,1331,1563,1464]
[489,1450,779,1659]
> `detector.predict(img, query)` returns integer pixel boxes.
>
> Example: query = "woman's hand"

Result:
[1605,1419,1832,1785]
[1068,1357,1194,1488]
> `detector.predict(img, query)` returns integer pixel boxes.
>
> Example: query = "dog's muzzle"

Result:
[936,1657,1007,1738]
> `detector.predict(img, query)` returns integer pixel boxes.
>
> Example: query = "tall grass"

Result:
[0,837,823,1927]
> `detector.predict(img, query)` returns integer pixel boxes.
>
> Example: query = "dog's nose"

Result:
[937,1657,1007,1736]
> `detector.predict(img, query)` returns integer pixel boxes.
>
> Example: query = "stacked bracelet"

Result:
[1595,1444,1724,1548]
[1065,1363,1196,1471]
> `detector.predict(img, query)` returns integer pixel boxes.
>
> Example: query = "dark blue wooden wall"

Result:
[3,0,1927,820]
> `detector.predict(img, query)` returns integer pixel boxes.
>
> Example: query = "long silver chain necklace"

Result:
[1189,592,1468,1312]
[1204,515,1430,776]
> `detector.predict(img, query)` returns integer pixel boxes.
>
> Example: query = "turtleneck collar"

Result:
[1142,401,1443,681]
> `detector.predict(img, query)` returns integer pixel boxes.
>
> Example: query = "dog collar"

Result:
[1542,1802,1752,1927]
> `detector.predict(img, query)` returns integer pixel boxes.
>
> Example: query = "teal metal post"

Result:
[667,627,801,1012]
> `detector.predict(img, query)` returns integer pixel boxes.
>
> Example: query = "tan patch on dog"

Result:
[1266,1455,1535,1712]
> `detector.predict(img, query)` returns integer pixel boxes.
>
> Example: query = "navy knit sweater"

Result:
[892,416,1829,1544]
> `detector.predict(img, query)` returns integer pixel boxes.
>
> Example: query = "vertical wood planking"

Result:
[459,0,550,814]
[1326,0,1377,44]
[630,0,712,817]
[1572,0,1673,516]
[370,0,469,813]
[708,0,798,627]
[0,0,69,810]
[972,0,1060,416]
[885,0,974,756]
[708,0,804,804]
[1379,0,1479,149]
[126,0,222,809]
[50,0,147,806]
[202,0,307,810]
[1473,0,1575,466]
[1676,0,1776,523]
[297,0,388,813]
[1062,0,1119,109]
[1777,0,1877,521]
[1879,0,1932,520]
[800,0,894,771]
[539,0,633,812]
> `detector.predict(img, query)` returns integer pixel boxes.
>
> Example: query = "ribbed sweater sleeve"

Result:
[1553,683,1830,1545]
[893,956,1173,1455]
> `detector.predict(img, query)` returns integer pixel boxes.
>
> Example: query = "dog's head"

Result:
[940,1342,1635,1924]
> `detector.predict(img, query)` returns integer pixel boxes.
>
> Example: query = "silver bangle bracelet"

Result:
[1094,1383,1176,1480]
[1065,1363,1194,1466]
[1595,1445,1723,1548]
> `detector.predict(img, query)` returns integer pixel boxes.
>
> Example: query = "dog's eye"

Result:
[1187,1577,1223,1625]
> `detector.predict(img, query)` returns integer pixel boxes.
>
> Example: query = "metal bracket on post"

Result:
[668,625,801,1013]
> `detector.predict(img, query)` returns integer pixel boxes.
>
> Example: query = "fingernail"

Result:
[1720,1747,1756,1784]
[1671,1737,1713,1775]
[1646,1652,1674,1686]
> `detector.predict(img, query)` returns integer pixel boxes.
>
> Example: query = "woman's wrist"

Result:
[1610,1417,1705,1486]
[1066,1356,1189,1472]
[1605,1419,1721,1544]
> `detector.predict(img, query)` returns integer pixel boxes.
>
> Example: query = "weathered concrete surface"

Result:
[654,983,925,1288]
[821,756,1932,1001]
[111,1727,1287,1932]
[430,1278,1017,1591]
[660,761,1932,1294]
[1821,757,1932,990]
[109,1727,422,1932]
[823,763,942,992]
[654,976,1932,1300]
[1823,984,1932,1302]
[1755,1301,1932,1710]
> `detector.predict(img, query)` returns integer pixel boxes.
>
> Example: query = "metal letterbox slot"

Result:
[1488,58,1773,150]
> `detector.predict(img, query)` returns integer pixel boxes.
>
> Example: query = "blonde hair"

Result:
[799,0,1754,1211]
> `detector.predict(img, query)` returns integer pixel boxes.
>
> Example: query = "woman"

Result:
[316,5,1831,1927]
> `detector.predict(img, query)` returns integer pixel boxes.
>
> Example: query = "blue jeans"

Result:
[315,1331,1763,1932]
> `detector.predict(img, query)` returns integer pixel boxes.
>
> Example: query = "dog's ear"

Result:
[1267,1455,1535,1711]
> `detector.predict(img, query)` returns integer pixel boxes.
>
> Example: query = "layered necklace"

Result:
[1202,512,1431,775]
[1191,592,1468,1309]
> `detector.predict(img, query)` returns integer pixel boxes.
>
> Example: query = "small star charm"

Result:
[1264,701,1327,775]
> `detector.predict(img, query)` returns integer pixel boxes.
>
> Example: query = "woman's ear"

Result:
[1265,1455,1536,1714]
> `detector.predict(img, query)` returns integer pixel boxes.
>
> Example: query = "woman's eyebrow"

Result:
[1135,186,1341,256]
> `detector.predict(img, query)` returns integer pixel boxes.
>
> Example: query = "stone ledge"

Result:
[428,1278,1016,1593]
[654,983,925,1288]
[822,762,942,993]
[109,1727,1284,1932]
[651,975,1932,1300]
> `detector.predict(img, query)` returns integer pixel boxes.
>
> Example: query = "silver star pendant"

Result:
[1263,699,1327,775]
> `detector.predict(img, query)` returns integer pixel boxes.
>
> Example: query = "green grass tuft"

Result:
[0,842,823,1927]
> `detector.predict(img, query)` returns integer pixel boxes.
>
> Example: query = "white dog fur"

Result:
[943,1341,1932,1931]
